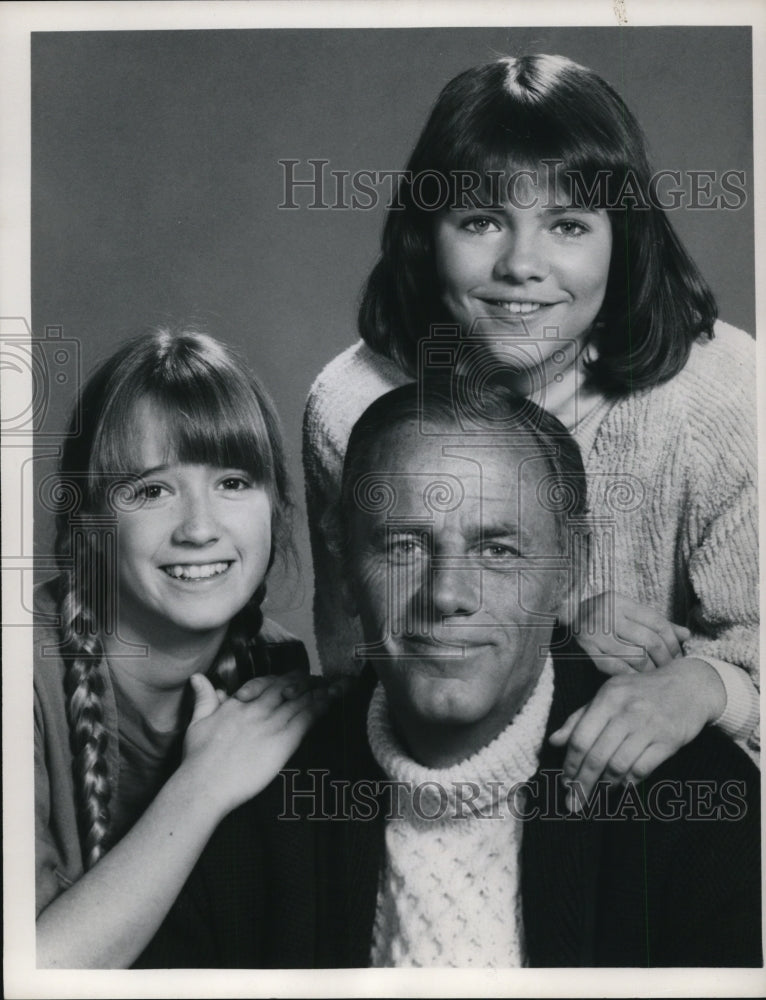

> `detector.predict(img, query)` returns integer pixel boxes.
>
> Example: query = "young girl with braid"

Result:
[35,328,335,967]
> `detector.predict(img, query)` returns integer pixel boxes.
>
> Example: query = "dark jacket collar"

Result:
[521,648,605,967]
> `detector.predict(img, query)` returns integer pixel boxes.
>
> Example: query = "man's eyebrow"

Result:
[467,521,528,545]
[366,522,433,542]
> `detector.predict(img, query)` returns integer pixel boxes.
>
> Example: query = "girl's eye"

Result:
[551,219,588,237]
[139,483,168,502]
[219,474,252,492]
[461,216,502,235]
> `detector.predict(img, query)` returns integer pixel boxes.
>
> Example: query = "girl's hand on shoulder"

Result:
[572,592,690,675]
[549,657,727,809]
[181,670,339,818]
[232,671,351,703]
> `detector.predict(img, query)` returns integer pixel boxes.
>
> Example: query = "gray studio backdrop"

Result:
[32,26,755,670]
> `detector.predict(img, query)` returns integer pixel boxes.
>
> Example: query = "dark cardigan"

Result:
[138,649,762,969]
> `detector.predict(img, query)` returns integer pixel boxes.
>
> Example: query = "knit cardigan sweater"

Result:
[302,322,759,756]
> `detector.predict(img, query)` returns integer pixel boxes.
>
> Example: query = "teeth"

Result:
[496,300,543,314]
[163,562,230,581]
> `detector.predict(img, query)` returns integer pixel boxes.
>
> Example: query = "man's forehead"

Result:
[369,424,546,482]
[361,427,554,520]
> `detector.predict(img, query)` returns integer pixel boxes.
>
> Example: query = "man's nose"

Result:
[430,561,481,618]
[172,491,220,545]
[493,230,550,284]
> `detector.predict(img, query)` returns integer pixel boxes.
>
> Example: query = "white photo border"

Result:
[2,2,764,997]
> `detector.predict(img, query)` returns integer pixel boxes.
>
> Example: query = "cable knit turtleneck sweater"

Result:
[366,659,555,968]
[302,322,759,758]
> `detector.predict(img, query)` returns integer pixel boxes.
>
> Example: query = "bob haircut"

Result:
[358,54,717,393]
[56,327,293,574]
[339,374,588,556]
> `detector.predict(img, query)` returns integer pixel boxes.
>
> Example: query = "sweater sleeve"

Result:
[35,688,66,916]
[302,343,410,676]
[701,657,760,746]
[303,370,365,677]
[684,474,760,756]
[682,326,760,758]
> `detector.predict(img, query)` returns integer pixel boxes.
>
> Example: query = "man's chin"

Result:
[385,672,487,728]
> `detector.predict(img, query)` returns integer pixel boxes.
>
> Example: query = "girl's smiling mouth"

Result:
[482,299,562,316]
[161,561,233,581]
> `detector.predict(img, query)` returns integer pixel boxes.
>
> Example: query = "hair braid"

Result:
[211,583,268,693]
[59,572,113,870]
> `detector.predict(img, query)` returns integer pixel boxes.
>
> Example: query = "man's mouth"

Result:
[161,561,232,581]
[400,635,491,655]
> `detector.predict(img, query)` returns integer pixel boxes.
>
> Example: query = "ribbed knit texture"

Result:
[366,659,554,967]
[303,323,759,756]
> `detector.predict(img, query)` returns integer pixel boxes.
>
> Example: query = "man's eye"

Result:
[388,534,425,561]
[462,216,501,235]
[480,543,520,560]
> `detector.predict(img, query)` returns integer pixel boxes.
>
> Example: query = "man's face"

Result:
[348,421,568,749]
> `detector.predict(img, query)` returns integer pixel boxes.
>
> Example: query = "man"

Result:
[141,378,761,968]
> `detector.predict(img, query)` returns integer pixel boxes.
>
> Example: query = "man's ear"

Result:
[553,564,582,627]
[322,509,358,616]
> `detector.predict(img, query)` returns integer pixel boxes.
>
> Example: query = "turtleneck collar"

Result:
[367,657,555,824]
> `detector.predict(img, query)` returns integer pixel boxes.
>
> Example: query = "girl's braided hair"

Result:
[54,327,292,867]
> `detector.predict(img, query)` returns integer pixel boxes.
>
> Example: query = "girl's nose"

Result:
[172,491,219,545]
[493,230,550,284]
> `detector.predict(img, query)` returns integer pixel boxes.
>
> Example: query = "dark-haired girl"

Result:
[304,54,758,796]
[35,328,334,967]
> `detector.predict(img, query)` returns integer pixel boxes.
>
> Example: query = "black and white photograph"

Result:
[2,1,764,997]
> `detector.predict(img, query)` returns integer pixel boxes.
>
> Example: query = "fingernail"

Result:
[283,684,298,698]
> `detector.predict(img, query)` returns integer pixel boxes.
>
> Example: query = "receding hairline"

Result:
[346,410,564,478]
